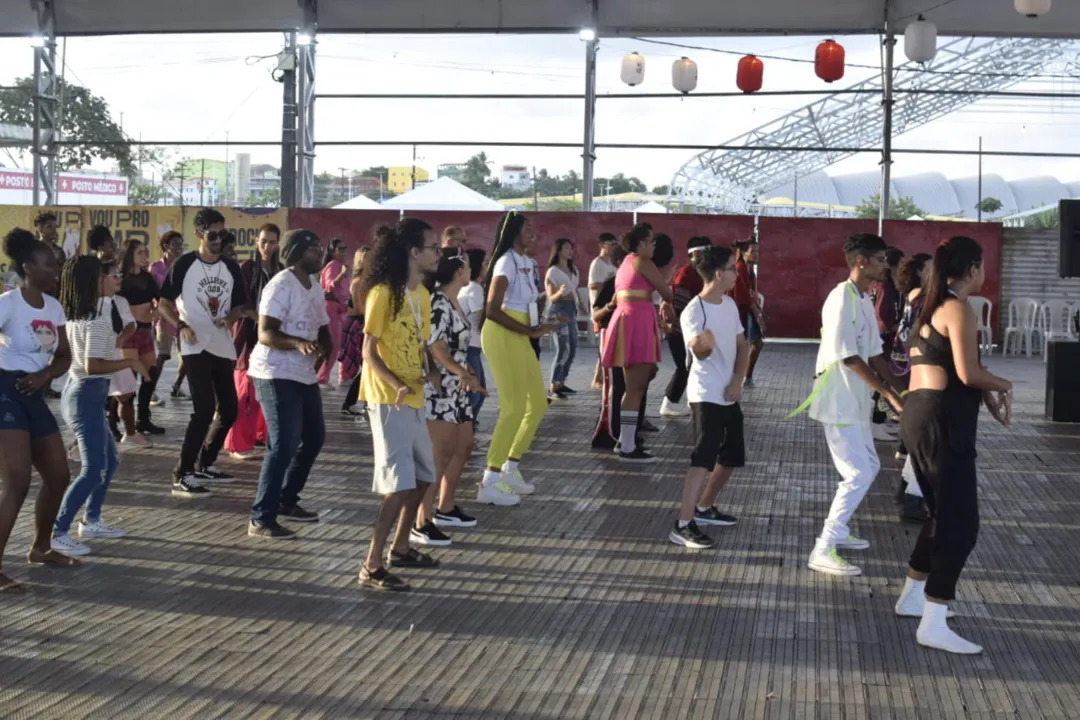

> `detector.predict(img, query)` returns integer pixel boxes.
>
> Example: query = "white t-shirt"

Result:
[681,294,744,406]
[809,280,884,426]
[458,281,485,349]
[0,289,66,373]
[491,249,538,314]
[545,265,580,301]
[160,251,246,360]
[588,256,616,304]
[247,269,330,385]
[67,298,119,380]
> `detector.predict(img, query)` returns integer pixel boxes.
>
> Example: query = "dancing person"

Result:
[413,248,485,546]
[660,236,712,418]
[545,238,584,401]
[318,237,350,388]
[442,226,467,249]
[340,246,370,416]
[591,245,632,449]
[601,223,673,462]
[358,219,442,591]
[35,211,66,266]
[117,239,165,438]
[458,248,488,428]
[670,245,747,548]
[246,230,331,539]
[805,234,906,577]
[150,230,188,402]
[732,240,765,387]
[0,228,74,592]
[870,247,905,442]
[52,255,151,556]
[226,224,280,459]
[894,252,933,522]
[588,233,618,387]
[158,208,247,497]
[893,236,1011,655]
[477,212,560,505]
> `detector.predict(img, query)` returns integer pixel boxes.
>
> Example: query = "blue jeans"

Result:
[251,378,325,525]
[549,298,578,385]
[466,346,486,422]
[56,376,118,533]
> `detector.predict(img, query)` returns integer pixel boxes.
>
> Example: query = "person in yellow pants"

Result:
[478,211,560,505]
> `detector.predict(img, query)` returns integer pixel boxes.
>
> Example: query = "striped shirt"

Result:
[67,298,119,379]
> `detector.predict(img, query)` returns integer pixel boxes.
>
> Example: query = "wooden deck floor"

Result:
[2,344,1079,719]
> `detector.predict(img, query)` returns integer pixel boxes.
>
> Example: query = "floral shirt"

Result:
[425,289,470,402]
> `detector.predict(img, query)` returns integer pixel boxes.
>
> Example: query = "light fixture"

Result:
[621,52,645,86]
[737,55,764,94]
[1015,0,1051,18]
[578,28,596,42]
[29,34,46,48]
[815,39,845,83]
[296,32,313,46]
[672,57,698,94]
[904,15,937,64]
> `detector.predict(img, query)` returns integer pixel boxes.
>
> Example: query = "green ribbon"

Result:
[788,283,860,420]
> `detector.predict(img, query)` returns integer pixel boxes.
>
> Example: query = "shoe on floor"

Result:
[660,397,688,417]
[51,533,91,557]
[78,518,126,539]
[561,386,577,394]
[808,545,861,576]
[743,377,755,388]
[195,465,235,483]
[871,423,898,442]
[121,433,152,449]
[694,506,738,526]
[279,504,319,523]
[592,433,617,451]
[172,475,212,498]
[917,602,981,654]
[640,419,660,433]
[229,450,259,461]
[434,506,477,528]
[669,520,716,549]
[501,469,535,495]
[411,520,452,547]
[149,393,164,407]
[136,420,166,435]
[477,481,520,506]
[836,534,870,550]
[248,520,296,540]
[619,447,656,463]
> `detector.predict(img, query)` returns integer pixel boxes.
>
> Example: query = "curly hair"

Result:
[60,255,104,320]
[361,218,433,318]
[193,207,225,233]
[3,227,46,278]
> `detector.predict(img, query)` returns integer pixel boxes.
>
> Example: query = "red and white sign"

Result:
[0,167,129,205]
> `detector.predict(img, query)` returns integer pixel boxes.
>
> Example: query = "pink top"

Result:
[614,256,655,298]
[150,258,174,334]
[321,259,349,311]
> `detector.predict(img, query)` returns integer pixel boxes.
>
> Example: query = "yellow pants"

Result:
[481,309,548,468]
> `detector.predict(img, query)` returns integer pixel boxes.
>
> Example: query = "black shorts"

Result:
[690,401,745,470]
[0,370,60,439]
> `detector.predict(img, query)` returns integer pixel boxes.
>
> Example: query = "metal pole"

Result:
[295,0,317,207]
[793,172,799,218]
[977,136,983,222]
[31,0,58,206]
[582,37,598,212]
[532,165,539,209]
[879,30,896,233]
[280,31,297,208]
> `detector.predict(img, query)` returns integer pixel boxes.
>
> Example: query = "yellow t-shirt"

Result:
[359,283,431,409]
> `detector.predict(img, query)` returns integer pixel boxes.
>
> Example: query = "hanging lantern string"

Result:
[625,36,1075,82]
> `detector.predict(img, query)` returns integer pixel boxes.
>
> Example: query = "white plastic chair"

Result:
[576,287,596,346]
[967,296,994,354]
[1003,298,1043,357]
[1040,300,1078,362]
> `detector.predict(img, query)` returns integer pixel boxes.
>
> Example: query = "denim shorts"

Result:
[0,369,60,438]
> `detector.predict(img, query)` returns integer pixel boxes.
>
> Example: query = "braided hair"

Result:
[361,218,433,318]
[483,211,528,289]
[60,255,105,320]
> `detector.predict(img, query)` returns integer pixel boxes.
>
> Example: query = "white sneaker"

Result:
[149,393,164,407]
[501,469,535,495]
[229,450,259,461]
[78,518,127,539]
[121,433,152,449]
[478,480,521,506]
[51,532,91,557]
[836,534,870,550]
[917,602,982,654]
[660,397,688,417]
[871,423,897,442]
[807,545,861,576]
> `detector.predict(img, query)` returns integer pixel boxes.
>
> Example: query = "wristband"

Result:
[900,390,909,397]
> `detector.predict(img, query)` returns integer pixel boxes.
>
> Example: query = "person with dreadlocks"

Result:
[0,228,74,592]
[477,211,561,506]
[225,223,280,460]
[51,255,151,557]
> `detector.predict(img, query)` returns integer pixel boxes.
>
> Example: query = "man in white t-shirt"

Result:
[587,233,618,386]
[670,246,748,549]
[806,233,905,577]
[246,229,332,539]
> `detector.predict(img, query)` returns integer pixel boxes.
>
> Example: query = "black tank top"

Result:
[910,295,982,439]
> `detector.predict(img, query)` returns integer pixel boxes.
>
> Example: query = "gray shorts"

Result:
[368,404,436,495]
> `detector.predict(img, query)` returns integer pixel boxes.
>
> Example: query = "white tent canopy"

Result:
[634,200,669,214]
[381,177,503,212]
[1,0,1074,37]
[333,194,383,210]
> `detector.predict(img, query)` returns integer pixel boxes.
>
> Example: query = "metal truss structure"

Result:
[31,0,58,206]
[670,37,1073,214]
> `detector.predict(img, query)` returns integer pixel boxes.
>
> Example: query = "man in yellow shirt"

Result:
[359,218,441,592]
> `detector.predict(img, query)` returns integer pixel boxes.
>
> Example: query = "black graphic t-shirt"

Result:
[160,251,245,359]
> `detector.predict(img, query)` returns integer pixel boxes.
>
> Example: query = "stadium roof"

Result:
[2,0,1078,38]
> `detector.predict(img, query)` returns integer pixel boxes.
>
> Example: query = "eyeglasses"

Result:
[104,271,122,279]
[424,244,440,252]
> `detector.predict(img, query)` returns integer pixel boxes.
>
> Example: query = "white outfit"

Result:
[458,281,485,349]
[248,270,331,385]
[680,294,743,406]
[109,296,138,397]
[159,251,246,360]
[491,249,539,318]
[820,423,881,545]
[0,289,66,372]
[588,256,616,305]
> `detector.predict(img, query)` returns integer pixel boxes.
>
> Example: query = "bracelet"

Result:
[900,390,910,397]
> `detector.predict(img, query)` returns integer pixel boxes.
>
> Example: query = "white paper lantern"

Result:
[904,15,937,63]
[1015,0,1051,17]
[672,57,698,94]
[621,52,645,86]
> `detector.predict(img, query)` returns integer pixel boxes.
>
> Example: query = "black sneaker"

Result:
[340,406,363,417]
[248,520,296,540]
[619,447,656,463]
[194,465,235,483]
[548,390,569,403]
[560,386,577,395]
[640,419,660,433]
[172,475,211,498]
[669,520,715,549]
[136,420,166,435]
[410,521,452,547]
[694,506,738,526]
[280,504,319,523]
[434,506,477,528]
[170,388,189,401]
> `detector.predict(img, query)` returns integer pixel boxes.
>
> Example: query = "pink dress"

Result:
[601,258,661,368]
[318,259,349,384]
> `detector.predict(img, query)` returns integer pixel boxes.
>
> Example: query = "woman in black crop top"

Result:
[894,236,1012,656]
[117,239,163,441]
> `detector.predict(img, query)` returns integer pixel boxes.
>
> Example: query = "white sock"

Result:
[482,469,501,488]
[619,413,638,453]
[901,576,925,598]
[696,505,710,513]
[678,519,691,529]
[501,460,519,475]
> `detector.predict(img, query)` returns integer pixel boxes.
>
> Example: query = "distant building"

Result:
[438,163,467,180]
[388,166,430,194]
[351,176,383,195]
[162,176,220,207]
[501,165,531,189]
[249,164,281,195]
[177,159,229,197]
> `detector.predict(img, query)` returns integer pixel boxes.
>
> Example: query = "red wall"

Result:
[289,208,400,248]
[758,217,1003,339]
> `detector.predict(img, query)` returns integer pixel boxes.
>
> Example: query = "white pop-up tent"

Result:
[334,193,383,210]
[634,200,669,214]
[381,177,503,212]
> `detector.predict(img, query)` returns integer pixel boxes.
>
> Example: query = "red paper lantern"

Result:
[815,39,845,83]
[736,55,763,94]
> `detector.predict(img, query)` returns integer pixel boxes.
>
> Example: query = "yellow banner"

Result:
[81,206,184,263]
[180,207,288,263]
[0,206,82,274]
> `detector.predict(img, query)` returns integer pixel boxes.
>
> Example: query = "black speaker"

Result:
[1059,199,1080,278]
[1046,340,1080,422]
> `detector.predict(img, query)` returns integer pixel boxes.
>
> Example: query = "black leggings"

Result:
[899,390,980,601]
[664,332,688,403]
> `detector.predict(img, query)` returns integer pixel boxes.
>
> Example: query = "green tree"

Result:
[246,188,281,208]
[1027,207,1059,230]
[0,77,136,176]
[358,166,388,179]
[976,197,1003,215]
[855,193,927,220]
[651,184,671,195]
[129,182,162,206]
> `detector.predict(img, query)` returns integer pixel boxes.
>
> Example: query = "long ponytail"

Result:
[917,236,983,329]
[483,211,527,290]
